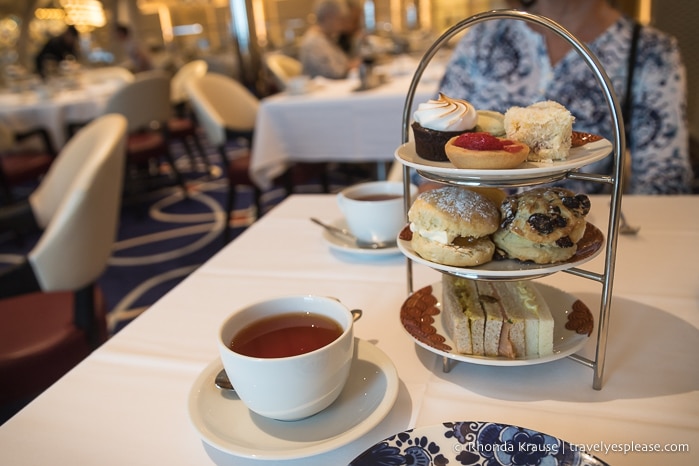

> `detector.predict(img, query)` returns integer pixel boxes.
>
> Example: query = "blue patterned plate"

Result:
[349,421,610,465]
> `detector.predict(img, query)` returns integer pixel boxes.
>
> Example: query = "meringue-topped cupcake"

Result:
[411,93,477,162]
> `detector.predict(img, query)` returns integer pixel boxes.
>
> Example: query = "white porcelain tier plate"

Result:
[322,218,401,257]
[349,421,609,465]
[400,282,592,366]
[395,137,612,182]
[187,339,399,460]
[397,222,603,280]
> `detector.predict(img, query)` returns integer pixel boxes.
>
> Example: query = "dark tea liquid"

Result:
[230,312,343,358]
[351,194,401,201]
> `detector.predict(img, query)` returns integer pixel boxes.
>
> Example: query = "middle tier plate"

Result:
[397,222,604,280]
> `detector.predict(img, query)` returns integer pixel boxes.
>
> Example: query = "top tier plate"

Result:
[394,136,612,185]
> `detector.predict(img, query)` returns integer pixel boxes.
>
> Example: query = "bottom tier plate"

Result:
[400,282,593,366]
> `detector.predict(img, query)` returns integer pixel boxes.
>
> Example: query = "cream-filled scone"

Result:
[408,186,500,266]
[504,100,574,162]
[494,187,591,264]
[412,93,477,162]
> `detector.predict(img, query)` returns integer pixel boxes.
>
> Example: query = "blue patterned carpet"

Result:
[0,134,376,335]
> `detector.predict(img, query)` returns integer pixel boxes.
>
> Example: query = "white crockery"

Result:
[218,295,354,421]
[189,339,399,459]
[337,181,417,243]
[321,218,401,257]
[287,75,311,95]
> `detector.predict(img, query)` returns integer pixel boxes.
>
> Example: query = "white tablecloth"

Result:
[0,78,123,149]
[0,194,697,465]
[250,56,443,190]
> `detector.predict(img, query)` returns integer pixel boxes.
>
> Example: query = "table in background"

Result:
[0,74,126,149]
[250,55,444,190]
[0,194,697,465]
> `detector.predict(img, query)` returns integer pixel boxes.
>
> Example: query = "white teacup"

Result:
[218,295,354,421]
[287,75,311,95]
[337,181,417,243]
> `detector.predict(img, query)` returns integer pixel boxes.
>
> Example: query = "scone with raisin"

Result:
[493,187,591,264]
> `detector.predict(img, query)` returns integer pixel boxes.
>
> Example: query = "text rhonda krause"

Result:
[454,441,690,455]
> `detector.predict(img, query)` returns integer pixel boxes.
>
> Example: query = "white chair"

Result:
[264,53,302,91]
[170,60,208,108]
[186,73,329,241]
[81,66,135,86]
[65,67,135,139]
[185,72,261,241]
[105,71,187,196]
[168,60,210,174]
[0,114,127,410]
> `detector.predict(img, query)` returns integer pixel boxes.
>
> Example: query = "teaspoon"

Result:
[310,217,396,249]
[215,309,363,392]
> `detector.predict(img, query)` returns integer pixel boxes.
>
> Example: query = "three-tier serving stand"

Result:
[396,10,626,390]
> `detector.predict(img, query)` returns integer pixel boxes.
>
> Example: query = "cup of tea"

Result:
[337,181,417,243]
[218,295,355,421]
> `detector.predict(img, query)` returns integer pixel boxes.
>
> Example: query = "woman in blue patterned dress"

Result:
[438,0,692,194]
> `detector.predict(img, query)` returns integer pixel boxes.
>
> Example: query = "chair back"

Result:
[81,66,135,86]
[27,114,127,292]
[171,60,208,105]
[265,53,302,90]
[105,72,172,132]
[185,72,259,147]
[0,125,14,151]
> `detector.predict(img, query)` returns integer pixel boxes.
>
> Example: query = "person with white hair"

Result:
[299,0,360,79]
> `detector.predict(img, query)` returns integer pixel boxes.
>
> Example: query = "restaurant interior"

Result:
[0,1,696,127]
[0,0,697,464]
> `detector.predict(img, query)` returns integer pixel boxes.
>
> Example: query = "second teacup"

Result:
[337,181,417,243]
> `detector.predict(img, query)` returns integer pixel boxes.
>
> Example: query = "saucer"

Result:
[187,339,399,459]
[321,218,401,257]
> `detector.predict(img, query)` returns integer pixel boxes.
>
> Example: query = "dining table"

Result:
[249,54,445,190]
[0,70,128,149]
[0,193,697,465]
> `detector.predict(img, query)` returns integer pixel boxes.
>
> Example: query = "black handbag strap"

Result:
[622,21,642,140]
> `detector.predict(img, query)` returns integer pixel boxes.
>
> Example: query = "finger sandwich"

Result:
[442,275,554,358]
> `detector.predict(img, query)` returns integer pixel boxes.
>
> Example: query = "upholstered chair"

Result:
[0,114,127,416]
